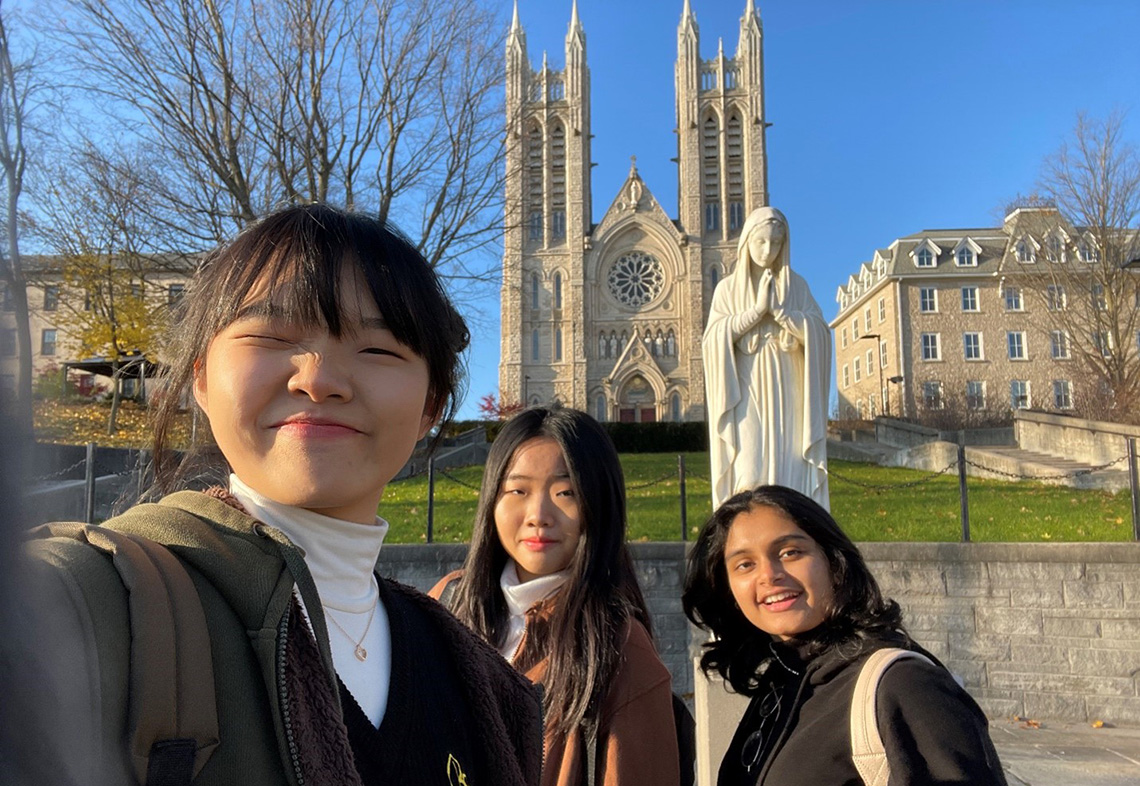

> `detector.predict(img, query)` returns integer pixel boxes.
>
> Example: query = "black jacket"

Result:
[718,637,1007,786]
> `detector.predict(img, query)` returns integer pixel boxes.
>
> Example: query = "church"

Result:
[499,1,770,423]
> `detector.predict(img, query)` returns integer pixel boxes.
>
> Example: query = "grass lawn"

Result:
[380,453,1136,544]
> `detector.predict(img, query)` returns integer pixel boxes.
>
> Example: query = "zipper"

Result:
[276,608,306,786]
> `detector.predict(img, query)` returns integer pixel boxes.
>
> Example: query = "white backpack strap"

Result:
[850,648,933,786]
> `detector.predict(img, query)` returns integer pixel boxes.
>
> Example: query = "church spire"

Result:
[510,0,520,33]
[680,0,698,34]
[567,0,586,51]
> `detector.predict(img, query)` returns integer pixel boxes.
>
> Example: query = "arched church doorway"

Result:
[618,374,656,423]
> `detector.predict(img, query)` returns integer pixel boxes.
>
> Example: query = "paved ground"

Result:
[991,719,1140,785]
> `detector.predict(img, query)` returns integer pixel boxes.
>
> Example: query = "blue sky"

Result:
[457,0,1140,419]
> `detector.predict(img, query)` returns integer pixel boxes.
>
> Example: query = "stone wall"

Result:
[378,541,1140,727]
[1016,409,1140,466]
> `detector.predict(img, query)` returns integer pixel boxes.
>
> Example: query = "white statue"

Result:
[702,206,831,508]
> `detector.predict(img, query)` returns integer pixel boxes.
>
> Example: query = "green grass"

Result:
[379,453,1135,544]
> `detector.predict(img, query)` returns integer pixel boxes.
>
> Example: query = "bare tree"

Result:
[1021,112,1140,423]
[0,6,42,436]
[55,0,508,280]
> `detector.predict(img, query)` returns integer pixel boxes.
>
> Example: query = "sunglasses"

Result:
[739,682,783,773]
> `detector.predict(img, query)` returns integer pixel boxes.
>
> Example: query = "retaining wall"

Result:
[1016,410,1140,466]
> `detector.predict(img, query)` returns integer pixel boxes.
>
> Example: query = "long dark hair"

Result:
[450,405,652,735]
[683,485,910,695]
[150,203,469,491]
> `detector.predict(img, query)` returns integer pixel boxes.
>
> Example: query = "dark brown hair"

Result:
[150,203,469,490]
[449,405,652,735]
[683,485,909,695]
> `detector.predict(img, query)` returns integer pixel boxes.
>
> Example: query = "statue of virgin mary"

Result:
[702,206,831,508]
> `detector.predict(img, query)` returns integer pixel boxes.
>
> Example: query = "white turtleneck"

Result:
[229,474,391,727]
[498,561,568,663]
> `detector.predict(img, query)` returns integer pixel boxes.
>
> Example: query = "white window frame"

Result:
[864,307,872,332]
[1053,380,1073,410]
[963,332,983,361]
[919,287,938,313]
[921,332,941,361]
[961,286,979,312]
[880,339,888,369]
[852,318,861,340]
[842,364,850,388]
[1007,331,1027,360]
[966,380,986,410]
[853,357,862,382]
[841,327,848,349]
[1010,380,1031,409]
[1004,286,1023,311]
[923,380,943,410]
[1046,284,1066,311]
[1050,330,1070,360]
[866,348,874,373]
[877,296,886,323]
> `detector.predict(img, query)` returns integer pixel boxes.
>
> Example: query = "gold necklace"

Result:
[323,602,377,662]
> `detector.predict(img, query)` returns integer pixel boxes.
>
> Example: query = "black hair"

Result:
[151,203,469,490]
[682,485,910,695]
[449,405,652,735]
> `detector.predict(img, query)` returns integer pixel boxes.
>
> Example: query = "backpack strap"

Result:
[31,522,220,786]
[438,575,459,611]
[850,647,933,786]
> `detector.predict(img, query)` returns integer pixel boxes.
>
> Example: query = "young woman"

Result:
[27,205,542,786]
[683,485,1007,786]
[432,406,681,786]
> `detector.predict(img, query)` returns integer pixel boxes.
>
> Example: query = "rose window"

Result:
[607,251,664,308]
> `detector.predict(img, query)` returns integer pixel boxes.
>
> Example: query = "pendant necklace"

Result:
[324,602,377,662]
[769,641,802,676]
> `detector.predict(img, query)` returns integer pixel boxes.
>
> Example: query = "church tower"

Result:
[499,1,769,423]
[500,0,592,408]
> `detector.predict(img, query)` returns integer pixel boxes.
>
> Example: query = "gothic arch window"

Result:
[553,271,563,309]
[550,122,566,241]
[709,265,720,290]
[527,123,544,242]
[607,250,665,308]
[554,327,563,361]
[702,113,721,232]
[596,394,607,422]
[726,110,744,232]
[530,272,540,310]
[671,392,681,422]
[666,330,676,357]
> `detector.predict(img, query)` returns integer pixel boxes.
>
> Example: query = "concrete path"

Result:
[991,719,1140,785]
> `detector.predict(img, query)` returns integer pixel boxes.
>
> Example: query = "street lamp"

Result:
[860,333,885,418]
[888,375,904,419]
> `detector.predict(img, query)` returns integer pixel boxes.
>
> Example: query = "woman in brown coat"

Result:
[431,406,681,786]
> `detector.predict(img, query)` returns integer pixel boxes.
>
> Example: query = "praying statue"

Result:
[703,206,831,508]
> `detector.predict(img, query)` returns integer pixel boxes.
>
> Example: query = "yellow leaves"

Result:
[1013,715,1042,729]
[1091,719,1107,729]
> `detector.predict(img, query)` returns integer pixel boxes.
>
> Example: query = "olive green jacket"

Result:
[27,491,543,786]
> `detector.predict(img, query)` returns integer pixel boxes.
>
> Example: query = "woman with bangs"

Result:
[431,405,681,786]
[27,204,542,786]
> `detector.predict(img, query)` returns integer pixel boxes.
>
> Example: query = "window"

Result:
[877,297,886,323]
[1046,235,1064,263]
[880,339,888,369]
[130,282,143,300]
[1093,331,1112,358]
[961,286,978,312]
[852,318,860,340]
[527,124,543,242]
[966,380,986,410]
[708,266,720,290]
[702,114,720,232]
[704,203,720,232]
[1051,330,1070,359]
[919,287,938,313]
[671,393,682,422]
[531,273,540,310]
[528,212,543,241]
[1091,283,1106,311]
[727,112,744,233]
[956,248,975,267]
[550,123,566,240]
[1016,239,1034,263]
[842,365,850,388]
[1053,380,1073,410]
[41,328,57,356]
[841,327,848,349]
[531,329,539,361]
[864,307,872,332]
[853,357,862,382]
[553,273,562,309]
[920,332,941,361]
[1080,242,1099,263]
[1004,286,1023,311]
[596,395,607,422]
[168,284,185,306]
[866,349,874,372]
[0,328,15,357]
[43,285,60,311]
[1010,380,1030,409]
[1046,284,1066,311]
[963,332,982,360]
[554,328,563,361]
[916,247,934,267]
[923,381,943,410]
[551,211,566,240]
[1007,331,1027,360]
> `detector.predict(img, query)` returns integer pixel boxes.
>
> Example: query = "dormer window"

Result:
[917,248,934,267]
[1015,237,1036,263]
[911,239,941,269]
[953,237,982,267]
[1046,234,1066,263]
[1079,240,1100,263]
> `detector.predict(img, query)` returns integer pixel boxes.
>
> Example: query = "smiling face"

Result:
[193,269,436,524]
[493,437,584,582]
[746,218,786,271]
[723,505,834,640]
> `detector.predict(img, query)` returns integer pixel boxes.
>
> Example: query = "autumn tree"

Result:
[55,0,507,282]
[1020,112,1140,424]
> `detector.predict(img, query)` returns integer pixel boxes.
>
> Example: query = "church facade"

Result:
[499,1,769,422]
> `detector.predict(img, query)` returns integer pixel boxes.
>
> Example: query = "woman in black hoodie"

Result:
[683,485,1007,786]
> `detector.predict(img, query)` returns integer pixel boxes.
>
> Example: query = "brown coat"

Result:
[431,571,681,786]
